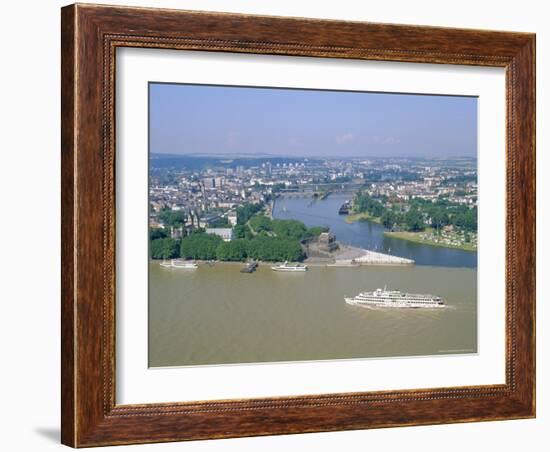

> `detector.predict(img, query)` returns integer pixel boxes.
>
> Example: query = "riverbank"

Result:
[154,240,415,267]
[345,212,381,224]
[384,230,477,252]
[345,212,476,252]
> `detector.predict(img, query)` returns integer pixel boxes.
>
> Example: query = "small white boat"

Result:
[271,261,308,272]
[160,259,198,269]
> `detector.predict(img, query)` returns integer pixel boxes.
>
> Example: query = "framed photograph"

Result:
[61,3,535,447]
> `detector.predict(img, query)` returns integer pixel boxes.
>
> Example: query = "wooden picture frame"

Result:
[61,3,535,447]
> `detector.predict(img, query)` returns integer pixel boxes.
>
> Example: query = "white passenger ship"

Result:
[160,259,198,269]
[345,287,444,308]
[271,261,308,272]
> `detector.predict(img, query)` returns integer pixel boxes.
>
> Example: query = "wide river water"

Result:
[149,194,477,367]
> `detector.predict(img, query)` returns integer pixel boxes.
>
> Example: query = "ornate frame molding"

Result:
[61,4,535,447]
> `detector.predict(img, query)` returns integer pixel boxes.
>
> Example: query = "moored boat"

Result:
[338,201,351,215]
[240,261,258,273]
[271,261,308,272]
[160,259,198,269]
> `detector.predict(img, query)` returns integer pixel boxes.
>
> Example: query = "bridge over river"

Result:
[276,183,364,198]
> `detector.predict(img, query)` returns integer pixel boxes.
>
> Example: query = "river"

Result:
[149,263,477,367]
[149,194,478,367]
[272,193,477,268]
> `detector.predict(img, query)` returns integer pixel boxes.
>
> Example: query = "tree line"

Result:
[150,230,305,262]
[149,210,327,261]
[247,216,328,241]
[236,202,264,225]
[354,191,477,233]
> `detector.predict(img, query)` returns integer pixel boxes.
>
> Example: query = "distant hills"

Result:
[149,153,476,171]
[150,153,320,170]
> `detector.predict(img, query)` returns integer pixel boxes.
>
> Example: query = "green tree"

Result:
[305,226,329,237]
[158,208,186,227]
[149,227,168,240]
[371,202,384,218]
[463,208,477,231]
[452,207,477,232]
[180,233,223,260]
[236,203,264,225]
[232,224,253,239]
[246,236,304,262]
[249,215,272,233]
[271,219,308,241]
[354,191,374,213]
[354,191,387,219]
[430,210,449,230]
[150,238,179,259]
[381,210,396,230]
[405,208,425,232]
[216,239,248,261]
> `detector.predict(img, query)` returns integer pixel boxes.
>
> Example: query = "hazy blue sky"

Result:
[149,83,477,158]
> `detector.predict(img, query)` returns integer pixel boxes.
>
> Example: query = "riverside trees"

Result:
[149,213,320,262]
[352,191,477,233]
[150,237,180,259]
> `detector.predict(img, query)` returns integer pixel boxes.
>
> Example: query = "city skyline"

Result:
[149,83,478,158]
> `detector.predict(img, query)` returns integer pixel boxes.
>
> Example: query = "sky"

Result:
[149,83,477,158]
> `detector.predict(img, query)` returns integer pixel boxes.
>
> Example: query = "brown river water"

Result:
[149,262,477,367]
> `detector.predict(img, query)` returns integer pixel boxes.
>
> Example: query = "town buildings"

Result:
[149,155,477,239]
